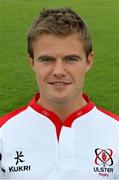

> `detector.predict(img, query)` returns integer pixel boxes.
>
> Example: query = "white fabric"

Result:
[0,100,119,179]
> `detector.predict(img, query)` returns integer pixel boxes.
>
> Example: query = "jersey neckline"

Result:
[28,93,95,139]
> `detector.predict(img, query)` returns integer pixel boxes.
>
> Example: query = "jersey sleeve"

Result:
[0,125,6,178]
[0,127,3,178]
[117,125,119,178]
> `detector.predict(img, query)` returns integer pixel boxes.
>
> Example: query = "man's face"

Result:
[29,33,93,105]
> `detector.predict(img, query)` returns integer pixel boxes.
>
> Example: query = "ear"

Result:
[28,54,35,71]
[86,51,94,72]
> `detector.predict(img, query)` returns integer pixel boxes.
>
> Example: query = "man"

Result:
[0,8,119,179]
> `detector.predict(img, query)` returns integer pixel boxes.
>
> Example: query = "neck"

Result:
[37,94,87,122]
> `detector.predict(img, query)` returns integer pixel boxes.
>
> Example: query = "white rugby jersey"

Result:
[0,93,119,179]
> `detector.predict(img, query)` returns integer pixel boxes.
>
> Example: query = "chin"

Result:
[50,95,70,104]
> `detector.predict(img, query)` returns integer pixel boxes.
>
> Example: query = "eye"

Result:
[37,56,55,64]
[40,57,53,62]
[65,55,81,63]
[66,57,78,61]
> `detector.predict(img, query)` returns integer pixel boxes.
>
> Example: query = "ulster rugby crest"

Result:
[93,148,114,178]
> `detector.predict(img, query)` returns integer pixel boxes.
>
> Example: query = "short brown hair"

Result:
[27,8,92,58]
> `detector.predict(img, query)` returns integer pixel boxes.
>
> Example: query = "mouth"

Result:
[48,82,72,87]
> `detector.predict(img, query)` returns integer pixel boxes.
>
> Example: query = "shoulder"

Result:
[0,106,27,127]
[96,106,119,122]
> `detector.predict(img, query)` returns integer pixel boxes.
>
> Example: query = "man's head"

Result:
[27,8,94,108]
[27,8,92,59]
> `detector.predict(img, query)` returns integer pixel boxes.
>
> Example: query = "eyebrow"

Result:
[63,55,82,60]
[35,55,55,61]
[35,54,82,60]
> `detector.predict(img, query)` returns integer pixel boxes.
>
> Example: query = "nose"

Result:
[52,59,66,77]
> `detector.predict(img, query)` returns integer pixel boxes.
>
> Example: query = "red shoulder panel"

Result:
[0,106,27,127]
[97,107,119,122]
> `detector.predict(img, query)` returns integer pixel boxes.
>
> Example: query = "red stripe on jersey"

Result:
[29,93,95,126]
[29,93,95,140]
[0,106,27,127]
[97,107,119,122]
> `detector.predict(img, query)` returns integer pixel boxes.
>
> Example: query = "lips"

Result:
[48,82,72,87]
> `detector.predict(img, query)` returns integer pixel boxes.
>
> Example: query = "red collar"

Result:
[28,93,95,140]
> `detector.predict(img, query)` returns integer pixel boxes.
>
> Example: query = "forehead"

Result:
[32,33,85,55]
